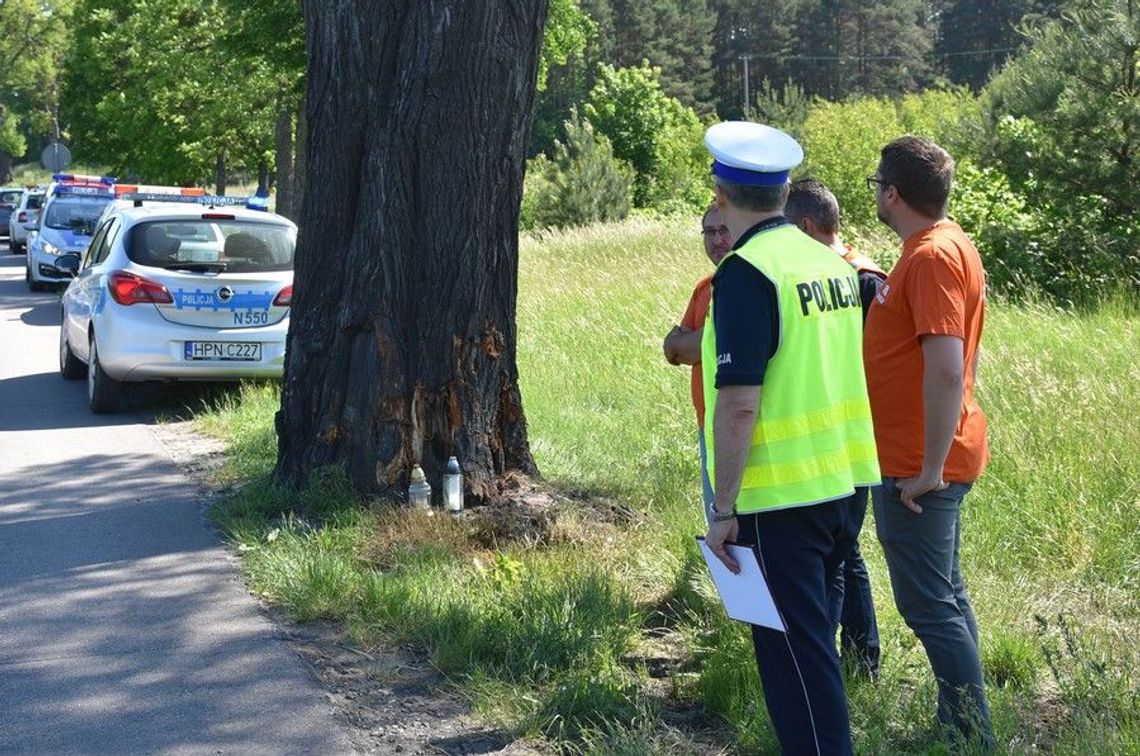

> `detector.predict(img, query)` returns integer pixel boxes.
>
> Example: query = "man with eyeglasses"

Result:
[663,202,733,523]
[864,136,995,748]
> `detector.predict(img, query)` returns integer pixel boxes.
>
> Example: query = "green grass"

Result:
[201,217,1139,753]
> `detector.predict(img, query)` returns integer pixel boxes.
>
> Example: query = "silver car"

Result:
[8,187,45,254]
[59,196,296,413]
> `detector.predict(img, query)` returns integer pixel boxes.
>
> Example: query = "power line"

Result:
[739,46,1019,62]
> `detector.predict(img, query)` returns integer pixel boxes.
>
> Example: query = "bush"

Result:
[799,90,985,231]
[799,97,902,229]
[521,110,633,231]
[584,62,709,213]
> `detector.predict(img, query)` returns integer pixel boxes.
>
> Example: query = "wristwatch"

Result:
[711,508,737,523]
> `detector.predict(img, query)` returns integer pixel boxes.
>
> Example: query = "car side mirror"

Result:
[56,253,81,277]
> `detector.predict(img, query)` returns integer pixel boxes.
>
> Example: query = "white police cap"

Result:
[705,121,804,187]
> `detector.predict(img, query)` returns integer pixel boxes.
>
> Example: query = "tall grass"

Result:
[202,217,1139,752]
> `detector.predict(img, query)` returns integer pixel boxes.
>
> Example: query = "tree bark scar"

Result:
[411,383,426,463]
[481,323,504,359]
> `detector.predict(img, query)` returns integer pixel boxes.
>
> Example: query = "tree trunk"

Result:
[0,152,11,184]
[276,0,547,503]
[214,151,226,195]
[274,97,295,219]
[293,96,307,221]
[257,160,270,195]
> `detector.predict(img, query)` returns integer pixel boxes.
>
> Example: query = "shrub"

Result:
[799,97,902,229]
[521,109,633,231]
[799,90,985,231]
[584,62,709,213]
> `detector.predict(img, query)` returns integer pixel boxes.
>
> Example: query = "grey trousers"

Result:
[873,477,995,748]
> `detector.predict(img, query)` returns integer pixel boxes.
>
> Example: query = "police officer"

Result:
[701,122,880,755]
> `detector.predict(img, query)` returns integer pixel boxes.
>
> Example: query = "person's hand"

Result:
[662,324,690,365]
[895,472,948,514]
[705,516,740,574]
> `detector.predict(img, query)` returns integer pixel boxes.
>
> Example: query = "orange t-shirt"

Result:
[681,275,712,428]
[864,220,989,481]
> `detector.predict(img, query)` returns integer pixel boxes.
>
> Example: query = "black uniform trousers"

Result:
[734,492,861,756]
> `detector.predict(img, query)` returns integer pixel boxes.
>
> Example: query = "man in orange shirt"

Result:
[663,203,732,523]
[864,136,994,747]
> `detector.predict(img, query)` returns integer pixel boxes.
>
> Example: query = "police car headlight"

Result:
[40,241,62,256]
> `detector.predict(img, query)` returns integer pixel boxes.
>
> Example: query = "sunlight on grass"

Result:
[199,217,1140,753]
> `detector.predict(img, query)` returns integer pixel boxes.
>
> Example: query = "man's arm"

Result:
[712,384,760,511]
[704,384,760,573]
[897,334,964,512]
[663,325,703,365]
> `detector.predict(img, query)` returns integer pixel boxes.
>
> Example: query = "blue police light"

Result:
[245,191,270,212]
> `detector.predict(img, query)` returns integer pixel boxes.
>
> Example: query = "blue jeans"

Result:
[873,478,994,747]
[827,486,880,677]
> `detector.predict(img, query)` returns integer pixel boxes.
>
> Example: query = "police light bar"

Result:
[117,192,249,207]
[52,173,116,185]
[114,184,206,198]
[52,185,115,198]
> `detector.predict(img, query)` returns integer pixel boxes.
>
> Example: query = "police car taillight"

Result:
[108,271,174,306]
[273,285,292,307]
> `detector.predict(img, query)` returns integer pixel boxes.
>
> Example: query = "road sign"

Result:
[41,143,73,173]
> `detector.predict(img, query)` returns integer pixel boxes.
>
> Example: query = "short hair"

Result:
[785,178,840,234]
[878,136,954,218]
[700,201,719,225]
[714,178,788,214]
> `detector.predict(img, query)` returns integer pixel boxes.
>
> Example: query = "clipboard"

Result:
[697,536,786,632]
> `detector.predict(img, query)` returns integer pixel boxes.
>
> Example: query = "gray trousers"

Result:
[873,477,995,748]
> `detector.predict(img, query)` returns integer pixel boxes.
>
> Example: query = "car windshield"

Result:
[44,198,112,232]
[0,190,21,205]
[126,220,296,273]
[26,194,44,210]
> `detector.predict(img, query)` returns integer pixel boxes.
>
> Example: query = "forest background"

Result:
[2,0,1138,302]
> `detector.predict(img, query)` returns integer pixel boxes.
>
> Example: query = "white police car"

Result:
[58,188,295,413]
[26,174,117,290]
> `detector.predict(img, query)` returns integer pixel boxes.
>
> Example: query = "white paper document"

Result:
[697,537,786,632]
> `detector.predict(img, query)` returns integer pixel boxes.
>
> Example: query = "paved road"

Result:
[0,253,357,753]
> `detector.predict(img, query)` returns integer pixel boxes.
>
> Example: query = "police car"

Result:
[58,186,295,413]
[26,174,117,290]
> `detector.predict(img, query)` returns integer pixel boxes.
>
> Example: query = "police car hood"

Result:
[42,227,92,253]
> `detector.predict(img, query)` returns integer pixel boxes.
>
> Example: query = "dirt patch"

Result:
[153,420,549,755]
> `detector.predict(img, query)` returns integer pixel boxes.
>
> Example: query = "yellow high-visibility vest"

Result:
[702,224,880,513]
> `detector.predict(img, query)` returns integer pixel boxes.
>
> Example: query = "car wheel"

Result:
[25,266,43,292]
[59,324,86,380]
[87,336,122,414]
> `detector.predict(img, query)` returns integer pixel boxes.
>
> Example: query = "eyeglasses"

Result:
[865,176,890,192]
[702,225,730,239]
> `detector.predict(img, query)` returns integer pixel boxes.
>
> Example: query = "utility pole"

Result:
[740,54,751,117]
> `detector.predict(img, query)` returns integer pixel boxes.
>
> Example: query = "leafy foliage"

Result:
[63,0,278,185]
[979,0,1140,301]
[584,63,709,211]
[0,0,74,175]
[521,110,633,230]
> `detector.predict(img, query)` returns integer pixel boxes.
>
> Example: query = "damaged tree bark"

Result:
[275,1,546,503]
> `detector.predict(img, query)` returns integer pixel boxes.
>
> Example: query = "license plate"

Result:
[184,341,262,361]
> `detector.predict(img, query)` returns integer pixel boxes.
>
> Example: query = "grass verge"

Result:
[200,217,1139,753]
